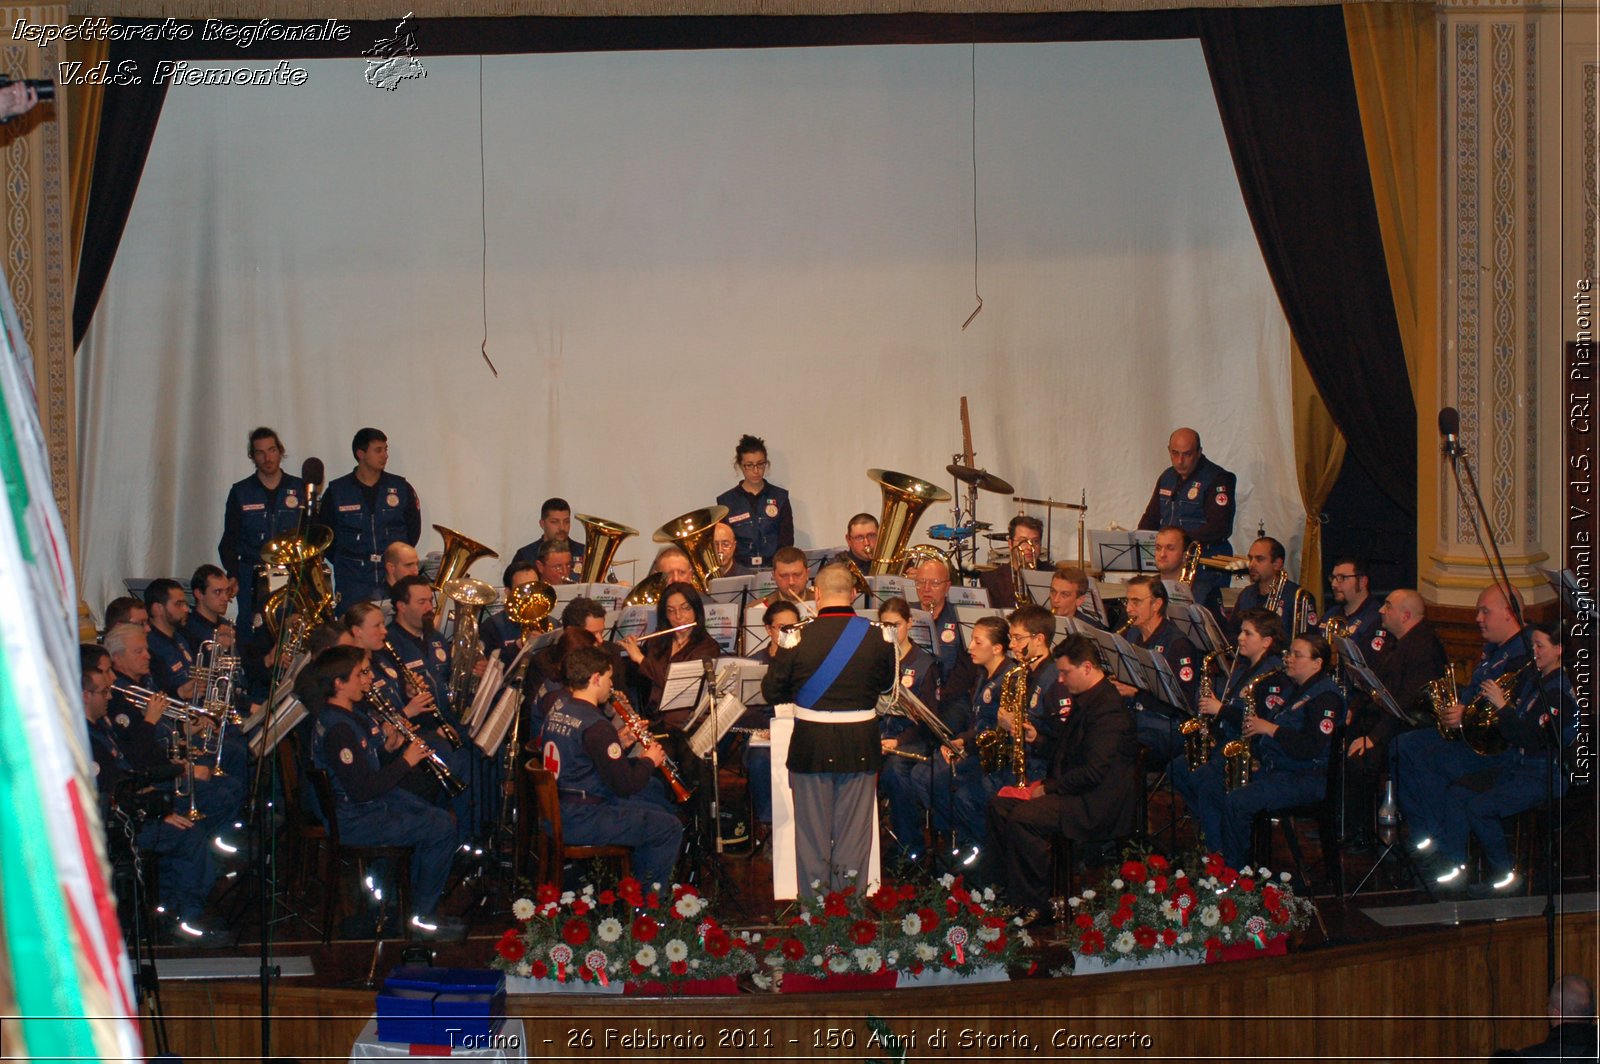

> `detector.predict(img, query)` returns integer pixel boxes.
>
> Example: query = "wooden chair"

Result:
[306,767,415,944]
[525,769,631,890]
[275,733,332,922]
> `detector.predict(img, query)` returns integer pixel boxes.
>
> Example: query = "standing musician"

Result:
[715,434,794,569]
[761,546,814,610]
[710,521,755,578]
[620,582,721,724]
[984,634,1137,923]
[1342,589,1447,848]
[761,564,894,895]
[941,617,1014,865]
[1137,427,1237,607]
[537,645,684,889]
[320,428,422,605]
[835,513,879,575]
[512,497,586,572]
[1395,584,1538,889]
[876,597,943,863]
[1170,608,1291,819]
[303,645,464,940]
[184,564,237,653]
[217,426,305,638]
[1230,537,1318,638]
[1325,557,1385,651]
[1187,634,1342,869]
[979,515,1045,608]
[1113,576,1201,766]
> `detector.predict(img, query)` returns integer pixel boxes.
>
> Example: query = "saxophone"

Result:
[1179,650,1222,770]
[975,657,1035,786]
[1221,670,1280,792]
[383,637,463,749]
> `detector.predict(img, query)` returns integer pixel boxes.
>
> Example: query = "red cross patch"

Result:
[542,741,561,777]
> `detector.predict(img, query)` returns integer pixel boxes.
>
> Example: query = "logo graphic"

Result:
[364,12,426,90]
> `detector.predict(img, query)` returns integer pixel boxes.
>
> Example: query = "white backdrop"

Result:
[78,40,1298,613]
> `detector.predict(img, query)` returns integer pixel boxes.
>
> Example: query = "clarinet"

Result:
[383,638,463,750]
[366,686,468,798]
[610,690,692,802]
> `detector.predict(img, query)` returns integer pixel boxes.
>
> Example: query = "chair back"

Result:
[527,769,563,887]
[306,767,343,848]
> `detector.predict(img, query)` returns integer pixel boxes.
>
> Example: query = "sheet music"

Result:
[609,604,654,640]
[743,603,773,656]
[869,574,916,605]
[1336,633,1408,722]
[703,602,740,654]
[947,585,990,608]
[1168,600,1229,657]
[1089,530,1145,574]
[557,581,629,609]
[908,609,936,655]
[659,660,714,714]
[805,547,840,576]
[706,574,756,603]
[955,603,1000,628]
[1021,568,1055,601]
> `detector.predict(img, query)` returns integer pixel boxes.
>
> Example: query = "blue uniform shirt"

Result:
[1256,674,1342,773]
[880,643,939,753]
[218,473,308,579]
[1233,578,1318,637]
[320,470,421,604]
[715,482,793,567]
[1136,455,1236,549]
[386,622,453,719]
[147,626,196,697]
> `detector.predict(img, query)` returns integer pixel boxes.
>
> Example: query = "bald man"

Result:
[1512,975,1597,1059]
[1392,585,1536,887]
[1340,588,1447,848]
[1137,427,1237,607]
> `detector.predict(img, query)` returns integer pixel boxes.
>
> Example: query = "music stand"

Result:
[706,575,757,603]
[1168,599,1231,659]
[1090,530,1145,574]
[672,660,743,905]
[1342,649,1433,901]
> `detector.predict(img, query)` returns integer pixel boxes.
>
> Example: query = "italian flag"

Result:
[0,279,142,1060]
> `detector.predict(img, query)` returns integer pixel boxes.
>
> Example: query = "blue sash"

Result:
[794,617,870,709]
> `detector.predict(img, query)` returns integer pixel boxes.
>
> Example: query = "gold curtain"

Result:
[1292,341,1345,604]
[63,37,108,288]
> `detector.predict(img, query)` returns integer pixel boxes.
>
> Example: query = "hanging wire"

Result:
[961,40,983,331]
[478,54,499,377]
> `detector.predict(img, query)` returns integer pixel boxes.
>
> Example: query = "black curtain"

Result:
[1197,5,1417,518]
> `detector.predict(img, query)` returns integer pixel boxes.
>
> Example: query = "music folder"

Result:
[1168,599,1229,658]
[684,658,769,759]
[706,574,756,603]
[557,581,628,609]
[1090,530,1148,574]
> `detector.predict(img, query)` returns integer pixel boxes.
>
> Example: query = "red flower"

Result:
[631,915,660,942]
[761,936,781,954]
[1204,853,1226,878]
[1219,868,1238,887]
[705,928,733,957]
[1147,854,1169,873]
[984,936,1006,953]
[982,914,1005,929]
[536,884,560,905]
[1120,860,1147,883]
[917,907,940,932]
[1109,908,1132,930]
[823,892,849,918]
[1238,877,1256,893]
[1204,936,1222,960]
[1074,913,1094,930]
[1133,926,1157,948]
[1161,928,1178,946]
[644,892,659,908]
[1152,875,1169,893]
[496,929,526,961]
[1218,899,1238,923]
[849,920,877,945]
[670,960,688,976]
[530,960,549,979]
[945,898,960,917]
[1119,892,1138,908]
[1262,884,1280,906]
[572,899,592,917]
[561,919,589,946]
[629,959,646,976]
[782,938,806,961]
[599,889,616,905]
[1270,905,1291,925]
[1079,930,1105,955]
[952,883,971,905]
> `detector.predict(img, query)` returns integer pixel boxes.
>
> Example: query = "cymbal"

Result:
[945,463,1014,494]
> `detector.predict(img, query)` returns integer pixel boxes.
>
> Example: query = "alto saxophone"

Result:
[384,638,463,749]
[1221,670,1278,792]
[610,690,692,802]
[1179,651,1222,770]
[366,685,467,798]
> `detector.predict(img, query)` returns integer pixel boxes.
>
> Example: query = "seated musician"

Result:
[104,595,149,634]
[912,556,975,721]
[1047,564,1102,628]
[1325,557,1385,650]
[184,564,237,653]
[941,617,1014,866]
[876,596,943,863]
[1007,605,1069,781]
[984,634,1137,924]
[536,645,684,888]
[303,645,464,940]
[147,574,249,779]
[1396,585,1546,891]
[1169,608,1290,820]
[1229,537,1318,639]
[710,521,755,578]
[1341,589,1446,849]
[979,514,1045,608]
[526,597,611,704]
[1187,633,1342,870]
[1112,576,1201,766]
[83,644,229,947]
[740,599,802,851]
[380,542,421,618]
[385,575,457,726]
[479,559,544,661]
[761,545,814,611]
[620,581,720,725]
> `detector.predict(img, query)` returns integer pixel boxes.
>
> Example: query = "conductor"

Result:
[762,563,894,895]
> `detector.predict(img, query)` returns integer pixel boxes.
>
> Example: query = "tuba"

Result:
[259,524,337,656]
[506,579,557,637]
[622,506,728,607]
[431,523,498,610]
[573,514,639,585]
[866,469,952,576]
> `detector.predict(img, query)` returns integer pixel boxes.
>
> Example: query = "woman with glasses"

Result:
[714,433,794,569]
[620,582,721,725]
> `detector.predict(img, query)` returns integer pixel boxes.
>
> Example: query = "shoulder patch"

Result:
[606,742,623,760]
[339,747,354,765]
[1319,717,1334,735]
[1179,665,1194,683]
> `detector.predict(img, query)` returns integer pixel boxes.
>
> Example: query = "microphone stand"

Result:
[1441,428,1559,986]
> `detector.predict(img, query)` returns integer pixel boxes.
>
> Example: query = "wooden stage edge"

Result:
[146,911,1598,1061]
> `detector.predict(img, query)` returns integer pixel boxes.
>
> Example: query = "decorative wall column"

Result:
[1421,0,1585,610]
[0,3,74,561]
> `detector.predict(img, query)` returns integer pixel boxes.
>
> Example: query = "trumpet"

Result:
[383,638,463,749]
[366,686,467,798]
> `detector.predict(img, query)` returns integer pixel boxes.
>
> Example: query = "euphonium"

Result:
[622,506,729,606]
[443,576,499,714]
[866,469,952,576]
[259,525,337,654]
[431,523,499,602]
[366,685,467,798]
[506,579,557,638]
[573,514,639,585]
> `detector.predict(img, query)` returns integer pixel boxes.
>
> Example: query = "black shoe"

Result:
[1466,869,1519,899]
[409,914,467,942]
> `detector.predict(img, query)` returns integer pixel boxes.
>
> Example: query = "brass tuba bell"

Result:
[506,578,557,637]
[866,469,952,577]
[573,514,639,585]
[622,505,729,607]
[431,523,499,603]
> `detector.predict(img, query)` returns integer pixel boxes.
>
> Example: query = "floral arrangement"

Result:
[1067,851,1315,964]
[493,878,758,988]
[751,873,1033,988]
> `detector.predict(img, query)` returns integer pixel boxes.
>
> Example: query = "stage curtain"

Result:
[1343,1,1435,393]
[1197,4,1416,518]
[63,38,107,288]
[1292,340,1346,602]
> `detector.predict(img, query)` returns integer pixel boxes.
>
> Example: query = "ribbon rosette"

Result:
[1244,914,1269,949]
[945,925,969,965]
[549,943,573,981]
[585,949,610,986]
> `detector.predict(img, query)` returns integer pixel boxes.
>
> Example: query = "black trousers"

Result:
[985,793,1064,914]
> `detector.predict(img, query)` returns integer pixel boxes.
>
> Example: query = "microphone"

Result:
[1438,407,1460,458]
[301,457,325,513]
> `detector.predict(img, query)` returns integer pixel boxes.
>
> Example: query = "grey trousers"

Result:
[790,770,876,896]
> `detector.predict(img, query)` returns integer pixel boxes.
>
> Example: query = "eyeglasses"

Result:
[1329,573,1357,583]
[740,460,770,472]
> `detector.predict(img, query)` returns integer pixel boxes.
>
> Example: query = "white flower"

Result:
[596,918,623,943]
[853,948,883,972]
[1080,889,1096,900]
[828,954,852,973]
[664,938,689,963]
[810,878,823,891]
[1017,929,1034,948]
[1112,932,1135,954]
[673,894,706,919]
[1256,868,1270,879]
[901,913,923,935]
[812,955,824,967]
[1175,869,1187,879]
[634,944,657,967]
[1240,866,1254,877]
[1159,900,1179,921]
[1111,878,1125,890]
[690,959,700,969]
[560,890,575,905]
[1146,882,1157,893]
[1178,932,1192,944]
[751,972,773,990]
[1200,905,1221,928]
[581,883,594,895]
[915,943,938,962]
[514,961,531,977]
[939,873,956,888]
[981,887,995,902]
[1068,896,1082,908]
[845,869,859,879]
[977,925,1001,943]
[511,898,535,921]
[1221,927,1233,940]
[1280,871,1292,882]
[887,951,899,965]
